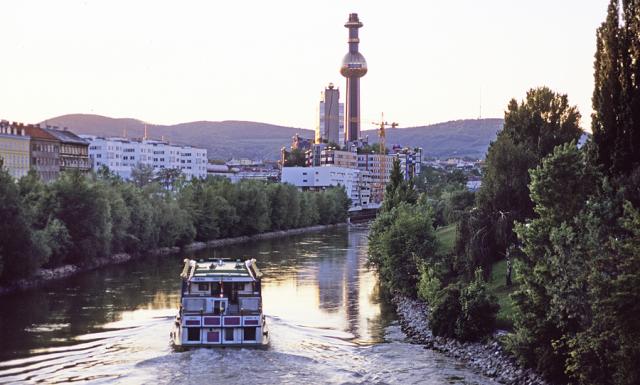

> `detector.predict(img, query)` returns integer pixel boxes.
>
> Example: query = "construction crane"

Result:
[371,113,398,203]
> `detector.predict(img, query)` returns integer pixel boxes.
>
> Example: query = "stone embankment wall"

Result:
[394,296,548,385]
[0,223,347,295]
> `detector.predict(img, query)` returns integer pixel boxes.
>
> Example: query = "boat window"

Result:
[224,328,234,341]
[197,283,209,292]
[183,298,206,312]
[240,297,260,312]
[244,327,256,341]
[187,328,200,341]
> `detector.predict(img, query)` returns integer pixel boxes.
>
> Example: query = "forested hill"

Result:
[44,114,503,160]
[363,119,503,159]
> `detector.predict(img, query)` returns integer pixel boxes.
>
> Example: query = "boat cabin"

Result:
[172,258,268,347]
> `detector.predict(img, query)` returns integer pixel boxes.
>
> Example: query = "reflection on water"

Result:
[0,224,497,384]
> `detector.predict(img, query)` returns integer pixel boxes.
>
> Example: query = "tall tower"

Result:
[340,13,367,144]
[316,83,344,145]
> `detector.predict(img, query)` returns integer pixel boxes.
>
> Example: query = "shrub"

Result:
[430,284,462,338]
[455,269,499,341]
[429,270,499,341]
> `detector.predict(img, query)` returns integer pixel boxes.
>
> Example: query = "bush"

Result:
[455,269,499,341]
[430,284,462,338]
[429,270,499,341]
[417,264,442,304]
[368,202,438,296]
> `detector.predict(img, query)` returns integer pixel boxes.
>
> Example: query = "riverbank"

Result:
[393,296,548,385]
[0,223,347,296]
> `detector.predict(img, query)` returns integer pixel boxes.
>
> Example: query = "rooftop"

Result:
[182,258,262,281]
[44,128,88,145]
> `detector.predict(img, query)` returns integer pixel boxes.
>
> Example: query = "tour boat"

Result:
[171,258,269,348]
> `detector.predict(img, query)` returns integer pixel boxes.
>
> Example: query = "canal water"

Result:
[0,225,497,385]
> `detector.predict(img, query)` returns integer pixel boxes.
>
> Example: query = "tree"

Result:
[508,143,597,381]
[472,87,582,267]
[131,163,155,188]
[156,167,183,190]
[368,202,438,296]
[0,162,38,281]
[283,148,307,167]
[382,158,417,212]
[47,171,112,265]
[591,0,640,177]
[566,201,640,385]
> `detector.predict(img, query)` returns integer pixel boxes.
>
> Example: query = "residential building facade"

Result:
[24,124,61,183]
[44,128,91,173]
[0,121,30,179]
[82,136,207,180]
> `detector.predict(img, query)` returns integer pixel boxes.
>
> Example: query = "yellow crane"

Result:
[371,113,398,203]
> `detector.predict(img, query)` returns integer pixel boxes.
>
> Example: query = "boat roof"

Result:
[182,258,262,282]
[194,260,251,277]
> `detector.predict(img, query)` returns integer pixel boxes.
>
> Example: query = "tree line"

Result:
[369,1,639,383]
[0,166,350,283]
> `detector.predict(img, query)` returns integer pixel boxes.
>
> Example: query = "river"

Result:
[0,224,497,385]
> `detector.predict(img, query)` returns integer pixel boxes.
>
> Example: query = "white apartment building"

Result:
[82,136,207,180]
[281,166,371,208]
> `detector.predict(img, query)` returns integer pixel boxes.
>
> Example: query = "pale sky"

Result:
[1,0,609,131]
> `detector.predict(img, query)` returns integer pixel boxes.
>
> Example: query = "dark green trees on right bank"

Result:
[459,87,582,274]
[508,1,640,384]
[591,0,640,178]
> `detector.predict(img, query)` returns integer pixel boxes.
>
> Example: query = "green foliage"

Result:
[508,144,597,382]
[417,264,442,304]
[415,167,474,228]
[283,148,307,167]
[47,171,112,265]
[430,284,462,338]
[591,0,640,177]
[565,201,640,385]
[0,164,38,281]
[455,269,499,341]
[509,135,640,383]
[382,158,418,212]
[470,87,582,271]
[487,259,518,329]
[368,202,438,296]
[130,163,155,188]
[434,224,456,257]
[429,270,499,342]
[0,166,350,283]
[356,143,388,154]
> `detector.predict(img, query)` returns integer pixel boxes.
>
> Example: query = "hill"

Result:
[364,119,502,159]
[43,114,503,160]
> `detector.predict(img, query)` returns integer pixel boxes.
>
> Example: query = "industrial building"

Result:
[340,13,367,144]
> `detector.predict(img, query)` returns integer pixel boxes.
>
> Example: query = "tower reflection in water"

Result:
[261,225,389,343]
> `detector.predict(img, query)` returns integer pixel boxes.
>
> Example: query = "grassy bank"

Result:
[435,224,456,256]
[488,259,518,329]
[434,223,516,329]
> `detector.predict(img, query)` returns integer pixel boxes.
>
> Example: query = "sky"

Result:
[1,0,610,131]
